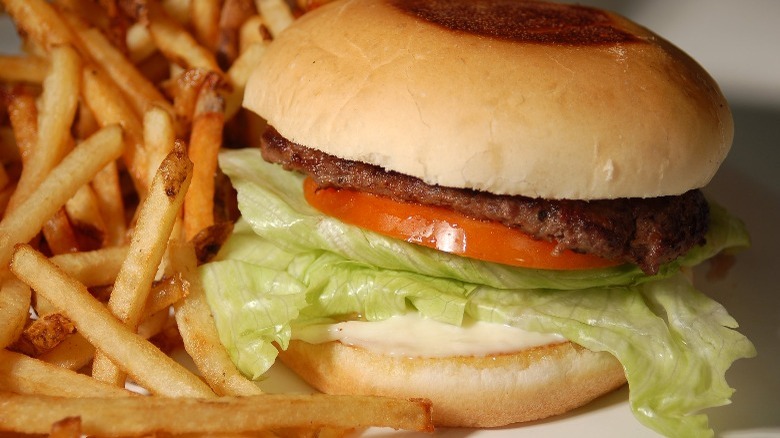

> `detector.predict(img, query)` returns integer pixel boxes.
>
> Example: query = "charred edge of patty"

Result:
[260,128,709,274]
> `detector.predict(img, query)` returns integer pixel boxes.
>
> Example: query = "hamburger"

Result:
[201,0,755,435]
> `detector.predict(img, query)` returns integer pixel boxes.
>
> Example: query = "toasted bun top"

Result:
[244,0,733,199]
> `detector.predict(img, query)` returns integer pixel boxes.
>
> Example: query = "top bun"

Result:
[244,0,733,200]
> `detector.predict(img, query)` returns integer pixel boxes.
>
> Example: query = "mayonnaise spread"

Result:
[292,313,566,358]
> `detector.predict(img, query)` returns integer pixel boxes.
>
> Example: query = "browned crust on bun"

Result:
[278,340,627,427]
[389,0,640,45]
[244,0,733,200]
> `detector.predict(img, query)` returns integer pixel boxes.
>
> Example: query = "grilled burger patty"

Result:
[260,128,708,274]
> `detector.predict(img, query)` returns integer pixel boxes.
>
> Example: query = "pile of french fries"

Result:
[0,0,432,436]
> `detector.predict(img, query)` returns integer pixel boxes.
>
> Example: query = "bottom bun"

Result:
[278,340,627,427]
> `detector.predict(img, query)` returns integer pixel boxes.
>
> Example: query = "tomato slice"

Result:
[303,178,621,270]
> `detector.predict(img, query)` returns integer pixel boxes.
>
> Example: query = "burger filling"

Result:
[200,146,754,437]
[261,127,709,275]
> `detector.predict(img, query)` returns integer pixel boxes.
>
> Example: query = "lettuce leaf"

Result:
[201,148,755,437]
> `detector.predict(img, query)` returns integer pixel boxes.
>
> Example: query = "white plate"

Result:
[2,7,778,438]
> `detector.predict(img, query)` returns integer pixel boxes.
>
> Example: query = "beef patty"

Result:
[260,128,709,275]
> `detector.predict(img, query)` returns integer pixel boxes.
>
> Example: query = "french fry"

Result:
[81,64,147,194]
[12,312,76,356]
[146,273,189,316]
[191,221,234,264]
[5,86,38,167]
[162,0,194,25]
[145,0,222,73]
[275,427,352,438]
[295,0,337,12]
[65,184,107,250]
[167,68,210,136]
[57,0,132,53]
[0,391,435,435]
[10,244,215,397]
[0,125,123,269]
[55,0,110,28]
[0,186,14,219]
[0,55,49,83]
[126,21,158,63]
[71,22,174,117]
[74,100,100,139]
[216,0,257,68]
[38,310,173,372]
[49,245,128,287]
[48,416,82,438]
[171,241,263,396]
[85,275,181,310]
[0,0,79,51]
[6,44,81,214]
[225,41,267,120]
[191,0,222,51]
[0,350,132,397]
[3,87,36,216]
[41,208,80,255]
[90,162,127,246]
[0,275,31,349]
[36,333,95,371]
[34,43,80,162]
[91,146,193,387]
[75,98,120,241]
[138,308,176,345]
[100,0,134,45]
[184,73,225,240]
[142,105,177,189]
[254,0,294,37]
[239,15,268,54]
[86,274,189,319]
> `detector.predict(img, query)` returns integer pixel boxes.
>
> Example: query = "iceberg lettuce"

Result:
[201,148,755,437]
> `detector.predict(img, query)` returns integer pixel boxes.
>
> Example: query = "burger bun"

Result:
[244,0,733,200]
[279,340,627,427]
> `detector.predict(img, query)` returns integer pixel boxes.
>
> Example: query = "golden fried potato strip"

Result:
[184,73,225,240]
[91,146,193,386]
[10,244,215,397]
[170,240,263,396]
[0,391,434,436]
[0,350,133,398]
[0,55,49,83]
[0,125,123,269]
[0,276,30,349]
[6,44,81,214]
[1,0,79,51]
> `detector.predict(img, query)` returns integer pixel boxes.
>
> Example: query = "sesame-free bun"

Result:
[278,340,627,427]
[243,0,733,200]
